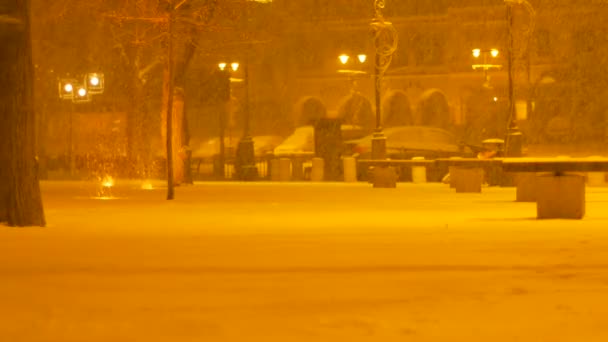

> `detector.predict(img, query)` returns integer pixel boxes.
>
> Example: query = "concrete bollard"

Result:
[311,158,325,182]
[343,157,357,183]
[270,159,281,181]
[279,158,291,182]
[536,172,585,219]
[411,157,427,184]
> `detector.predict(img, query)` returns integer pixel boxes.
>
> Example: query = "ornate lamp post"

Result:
[370,0,398,160]
[504,0,535,157]
[217,62,240,179]
[58,72,105,177]
[235,59,258,181]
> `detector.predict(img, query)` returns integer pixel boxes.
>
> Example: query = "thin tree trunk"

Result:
[0,0,45,226]
[165,8,175,200]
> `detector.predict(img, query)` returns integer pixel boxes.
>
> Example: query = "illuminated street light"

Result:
[339,54,350,65]
[218,58,259,180]
[358,54,367,64]
[472,48,502,87]
[86,73,105,94]
[72,83,91,103]
[57,72,106,177]
[58,78,77,100]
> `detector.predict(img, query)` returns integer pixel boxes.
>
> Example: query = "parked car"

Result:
[273,125,368,180]
[346,126,476,181]
[190,135,284,178]
[273,124,367,157]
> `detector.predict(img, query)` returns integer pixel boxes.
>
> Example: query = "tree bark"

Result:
[0,0,45,226]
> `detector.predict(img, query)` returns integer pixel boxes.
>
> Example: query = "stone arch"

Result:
[336,92,374,132]
[294,96,327,127]
[382,90,413,128]
[417,89,451,129]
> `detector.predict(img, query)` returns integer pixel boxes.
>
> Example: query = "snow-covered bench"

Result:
[502,158,608,219]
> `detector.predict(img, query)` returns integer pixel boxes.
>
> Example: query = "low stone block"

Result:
[536,172,585,219]
[373,166,397,188]
[515,173,537,202]
[454,167,484,193]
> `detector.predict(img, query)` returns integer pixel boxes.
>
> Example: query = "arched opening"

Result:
[294,96,327,127]
[382,90,413,128]
[336,92,374,133]
[417,89,451,129]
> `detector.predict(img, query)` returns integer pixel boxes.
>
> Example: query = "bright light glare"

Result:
[218,62,227,71]
[339,54,350,65]
[472,49,481,58]
[77,88,87,97]
[357,54,367,63]
[89,75,100,86]
[102,176,114,188]
[231,62,240,72]
[64,83,73,93]
[491,49,499,58]
[141,181,153,190]
[493,97,498,102]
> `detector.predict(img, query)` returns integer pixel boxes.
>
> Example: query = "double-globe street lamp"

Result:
[58,72,105,176]
[472,48,502,88]
[337,53,368,93]
[370,0,398,160]
[217,60,257,180]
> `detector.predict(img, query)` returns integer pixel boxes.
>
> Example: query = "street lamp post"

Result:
[504,0,535,157]
[370,0,398,160]
[218,60,257,180]
[235,60,258,181]
[217,62,240,179]
[58,73,104,177]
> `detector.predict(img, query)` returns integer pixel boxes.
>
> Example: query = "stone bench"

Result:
[502,158,608,219]
[358,159,435,188]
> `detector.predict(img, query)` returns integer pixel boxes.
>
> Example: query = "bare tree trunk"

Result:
[165,8,175,200]
[0,0,45,226]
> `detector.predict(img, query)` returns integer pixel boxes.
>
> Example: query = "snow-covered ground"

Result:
[2,180,608,341]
